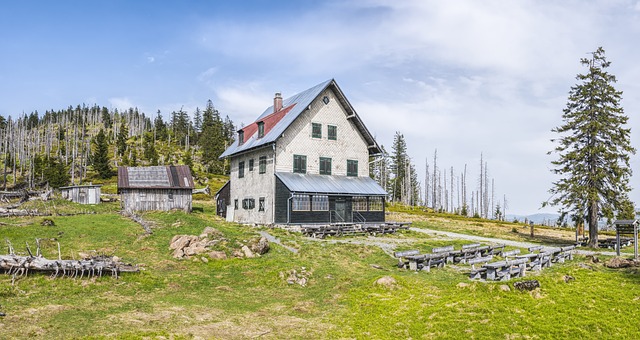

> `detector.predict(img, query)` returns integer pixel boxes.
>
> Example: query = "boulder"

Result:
[200,226,223,239]
[169,235,197,251]
[250,237,270,255]
[375,276,397,289]
[514,280,540,291]
[605,257,636,268]
[242,245,256,258]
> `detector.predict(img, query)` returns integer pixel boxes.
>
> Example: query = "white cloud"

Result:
[108,97,135,112]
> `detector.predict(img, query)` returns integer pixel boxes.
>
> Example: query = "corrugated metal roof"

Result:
[276,172,387,196]
[219,79,381,158]
[117,165,194,190]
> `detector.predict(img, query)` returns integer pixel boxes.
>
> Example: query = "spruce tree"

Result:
[390,132,407,203]
[92,129,112,179]
[548,47,635,247]
[116,120,128,156]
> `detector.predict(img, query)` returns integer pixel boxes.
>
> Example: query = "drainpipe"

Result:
[273,143,277,223]
[287,193,294,224]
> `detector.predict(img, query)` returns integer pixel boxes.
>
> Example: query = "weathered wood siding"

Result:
[120,188,192,212]
[216,181,231,217]
[60,186,101,204]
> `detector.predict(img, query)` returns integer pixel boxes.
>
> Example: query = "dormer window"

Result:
[238,130,244,144]
[258,122,264,138]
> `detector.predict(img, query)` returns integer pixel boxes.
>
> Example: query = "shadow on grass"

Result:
[518,232,577,245]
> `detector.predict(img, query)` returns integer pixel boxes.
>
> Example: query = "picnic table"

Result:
[483,258,529,281]
[405,253,448,272]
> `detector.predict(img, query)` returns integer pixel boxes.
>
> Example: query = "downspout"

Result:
[273,143,277,224]
[287,193,294,224]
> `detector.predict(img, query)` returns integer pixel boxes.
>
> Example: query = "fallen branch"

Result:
[1,254,139,279]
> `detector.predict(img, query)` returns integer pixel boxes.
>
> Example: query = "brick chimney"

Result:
[274,92,283,113]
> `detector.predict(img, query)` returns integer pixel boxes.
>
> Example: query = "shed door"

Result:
[88,188,98,204]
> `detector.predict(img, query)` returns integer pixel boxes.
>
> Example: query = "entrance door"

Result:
[335,199,352,223]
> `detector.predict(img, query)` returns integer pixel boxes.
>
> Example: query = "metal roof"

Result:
[276,172,387,196]
[117,165,194,191]
[219,79,381,158]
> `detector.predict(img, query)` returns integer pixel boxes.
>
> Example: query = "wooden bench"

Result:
[502,249,521,260]
[484,258,528,281]
[393,249,420,268]
[528,245,544,253]
[488,244,505,256]
[406,253,447,272]
[454,246,490,264]
[462,243,481,250]
[468,255,493,279]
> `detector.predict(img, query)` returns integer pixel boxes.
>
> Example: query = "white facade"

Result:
[221,80,382,225]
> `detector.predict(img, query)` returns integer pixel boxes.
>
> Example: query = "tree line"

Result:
[370,131,507,220]
[0,100,235,189]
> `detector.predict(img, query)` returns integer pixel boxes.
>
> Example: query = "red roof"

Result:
[240,103,297,141]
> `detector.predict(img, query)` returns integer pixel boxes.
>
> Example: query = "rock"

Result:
[232,249,245,258]
[200,257,209,263]
[185,244,208,256]
[208,251,227,260]
[563,275,575,283]
[370,264,385,270]
[250,237,270,255]
[457,282,470,288]
[242,245,256,258]
[586,255,599,263]
[40,218,55,226]
[499,285,511,292]
[375,276,397,289]
[605,257,636,268]
[169,235,197,251]
[200,227,223,239]
[172,248,184,259]
[514,280,540,291]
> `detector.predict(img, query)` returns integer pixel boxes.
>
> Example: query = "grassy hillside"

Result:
[1,201,639,339]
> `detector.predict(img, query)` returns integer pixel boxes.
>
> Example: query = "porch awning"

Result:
[276,172,387,196]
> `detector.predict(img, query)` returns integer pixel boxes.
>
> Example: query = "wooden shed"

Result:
[60,185,102,204]
[117,165,194,212]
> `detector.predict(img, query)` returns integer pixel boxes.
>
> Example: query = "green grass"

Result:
[1,203,640,339]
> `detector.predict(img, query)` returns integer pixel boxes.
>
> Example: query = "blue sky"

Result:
[2,0,640,216]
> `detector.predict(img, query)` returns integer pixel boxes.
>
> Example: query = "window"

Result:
[259,156,267,174]
[259,197,265,212]
[292,194,310,211]
[353,196,367,211]
[328,125,337,140]
[319,157,332,175]
[312,195,329,211]
[293,155,307,174]
[238,130,244,144]
[238,161,245,178]
[168,193,174,200]
[347,160,358,177]
[322,96,330,105]
[257,122,265,138]
[312,123,322,138]
[242,198,255,210]
[234,199,239,210]
[249,159,254,171]
[369,197,384,211]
